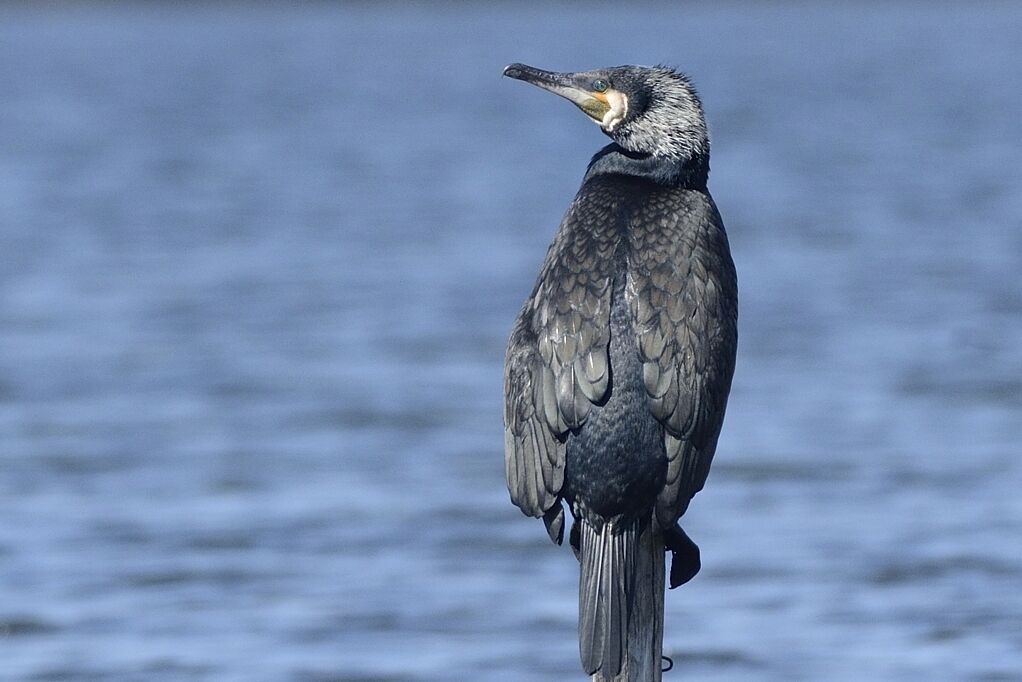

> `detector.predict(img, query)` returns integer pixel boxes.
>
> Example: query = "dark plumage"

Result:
[502,63,738,677]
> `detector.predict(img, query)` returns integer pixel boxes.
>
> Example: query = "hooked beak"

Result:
[503,63,611,124]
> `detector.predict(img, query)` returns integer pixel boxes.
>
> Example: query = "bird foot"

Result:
[664,524,700,588]
[542,503,565,545]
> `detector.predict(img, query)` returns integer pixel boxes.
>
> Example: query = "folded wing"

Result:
[503,187,618,518]
[626,191,738,528]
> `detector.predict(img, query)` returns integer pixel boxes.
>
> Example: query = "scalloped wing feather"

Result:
[625,189,738,528]
[503,182,620,518]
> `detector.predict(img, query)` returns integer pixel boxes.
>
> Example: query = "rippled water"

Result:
[1,3,1020,680]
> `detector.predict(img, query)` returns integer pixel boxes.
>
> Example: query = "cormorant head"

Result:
[504,63,708,162]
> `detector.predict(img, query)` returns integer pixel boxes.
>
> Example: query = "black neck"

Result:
[583,143,709,189]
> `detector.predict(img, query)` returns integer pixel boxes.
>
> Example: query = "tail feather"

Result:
[578,518,639,676]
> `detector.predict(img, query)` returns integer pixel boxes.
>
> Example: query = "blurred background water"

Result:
[1,2,1020,680]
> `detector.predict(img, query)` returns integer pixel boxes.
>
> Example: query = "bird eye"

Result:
[592,79,608,93]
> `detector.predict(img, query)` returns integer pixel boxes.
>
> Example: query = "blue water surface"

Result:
[1,3,1020,680]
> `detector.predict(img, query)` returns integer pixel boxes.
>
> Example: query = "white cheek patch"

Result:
[601,91,628,132]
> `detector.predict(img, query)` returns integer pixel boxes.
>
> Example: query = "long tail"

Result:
[578,516,657,678]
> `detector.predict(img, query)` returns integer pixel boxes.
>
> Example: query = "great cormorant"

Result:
[502,63,738,677]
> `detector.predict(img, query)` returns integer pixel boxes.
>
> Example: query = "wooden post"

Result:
[592,519,665,682]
